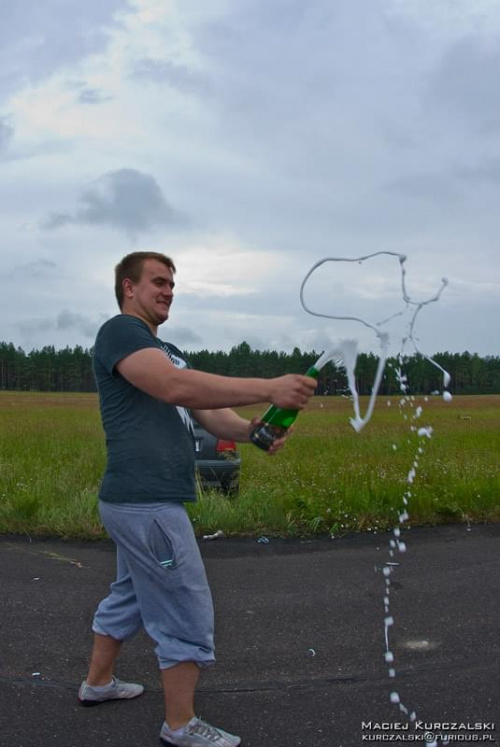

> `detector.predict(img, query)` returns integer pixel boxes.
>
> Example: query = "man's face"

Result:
[124,259,175,327]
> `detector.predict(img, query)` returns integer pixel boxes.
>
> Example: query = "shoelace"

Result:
[188,721,224,743]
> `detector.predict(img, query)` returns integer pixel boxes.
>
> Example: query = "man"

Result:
[79,251,316,747]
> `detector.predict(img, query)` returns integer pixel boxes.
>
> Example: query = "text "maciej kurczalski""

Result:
[362,722,496,732]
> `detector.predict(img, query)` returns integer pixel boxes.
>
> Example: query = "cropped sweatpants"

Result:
[92,501,215,670]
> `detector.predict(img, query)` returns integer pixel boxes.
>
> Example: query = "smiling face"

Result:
[121,258,176,333]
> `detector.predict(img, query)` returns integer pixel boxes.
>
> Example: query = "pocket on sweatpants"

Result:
[149,518,176,569]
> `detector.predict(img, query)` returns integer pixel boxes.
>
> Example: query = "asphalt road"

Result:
[1,524,499,747]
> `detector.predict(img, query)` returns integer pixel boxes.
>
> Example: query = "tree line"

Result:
[0,340,499,395]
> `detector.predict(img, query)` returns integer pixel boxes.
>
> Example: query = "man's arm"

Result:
[116,348,316,410]
[192,408,252,442]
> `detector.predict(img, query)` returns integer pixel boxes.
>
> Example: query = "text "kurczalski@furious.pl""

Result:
[361,722,496,743]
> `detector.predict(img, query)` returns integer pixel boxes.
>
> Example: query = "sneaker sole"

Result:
[159,737,241,747]
[78,698,107,707]
[78,694,143,707]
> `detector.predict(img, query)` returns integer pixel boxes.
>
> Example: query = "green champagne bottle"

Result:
[250,365,320,450]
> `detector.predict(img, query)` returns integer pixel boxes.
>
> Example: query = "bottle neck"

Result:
[305,365,320,379]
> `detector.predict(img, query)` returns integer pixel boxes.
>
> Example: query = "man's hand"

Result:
[248,418,293,455]
[269,374,317,410]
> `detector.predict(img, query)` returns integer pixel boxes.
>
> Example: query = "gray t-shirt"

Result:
[93,314,197,504]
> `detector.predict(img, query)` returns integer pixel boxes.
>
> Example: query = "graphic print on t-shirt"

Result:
[159,342,194,436]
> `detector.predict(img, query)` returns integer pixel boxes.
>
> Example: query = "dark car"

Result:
[193,419,241,496]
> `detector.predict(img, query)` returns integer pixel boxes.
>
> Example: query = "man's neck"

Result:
[121,309,158,337]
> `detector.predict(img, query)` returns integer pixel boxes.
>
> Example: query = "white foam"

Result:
[417,427,433,438]
[299,253,451,431]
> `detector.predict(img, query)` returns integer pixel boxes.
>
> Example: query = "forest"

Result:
[0,340,499,395]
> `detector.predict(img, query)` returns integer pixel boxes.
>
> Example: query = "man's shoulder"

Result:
[94,315,158,371]
[96,314,156,345]
[97,314,150,335]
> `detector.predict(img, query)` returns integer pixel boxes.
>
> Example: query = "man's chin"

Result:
[156,310,169,324]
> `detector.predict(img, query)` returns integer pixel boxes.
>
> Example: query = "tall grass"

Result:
[0,391,498,538]
[0,393,105,537]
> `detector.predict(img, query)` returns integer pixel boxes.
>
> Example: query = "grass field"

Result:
[0,391,498,539]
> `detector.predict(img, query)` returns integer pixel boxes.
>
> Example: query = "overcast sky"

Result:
[1,0,499,359]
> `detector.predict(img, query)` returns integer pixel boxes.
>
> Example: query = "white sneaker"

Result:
[78,676,144,706]
[160,717,241,746]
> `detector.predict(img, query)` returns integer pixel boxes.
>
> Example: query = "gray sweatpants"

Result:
[93,501,215,670]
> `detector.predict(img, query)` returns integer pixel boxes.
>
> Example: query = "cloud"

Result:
[385,171,461,204]
[41,169,187,237]
[16,310,106,340]
[131,58,211,96]
[18,259,58,278]
[183,281,255,298]
[455,158,500,185]
[0,0,131,98]
[77,88,114,105]
[0,116,14,150]
[166,326,203,347]
[426,36,500,133]
[56,310,102,338]
[16,318,55,336]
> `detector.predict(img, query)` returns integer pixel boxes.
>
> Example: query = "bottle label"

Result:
[250,423,286,450]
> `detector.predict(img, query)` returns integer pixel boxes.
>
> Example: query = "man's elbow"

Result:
[154,371,198,407]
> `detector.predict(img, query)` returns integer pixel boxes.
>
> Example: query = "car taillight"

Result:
[216,439,237,453]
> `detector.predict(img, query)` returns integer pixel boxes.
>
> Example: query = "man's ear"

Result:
[122,277,134,300]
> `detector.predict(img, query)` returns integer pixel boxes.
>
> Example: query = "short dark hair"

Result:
[115,252,176,309]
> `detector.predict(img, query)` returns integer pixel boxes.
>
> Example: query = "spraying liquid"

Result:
[299,252,452,741]
[299,252,452,427]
